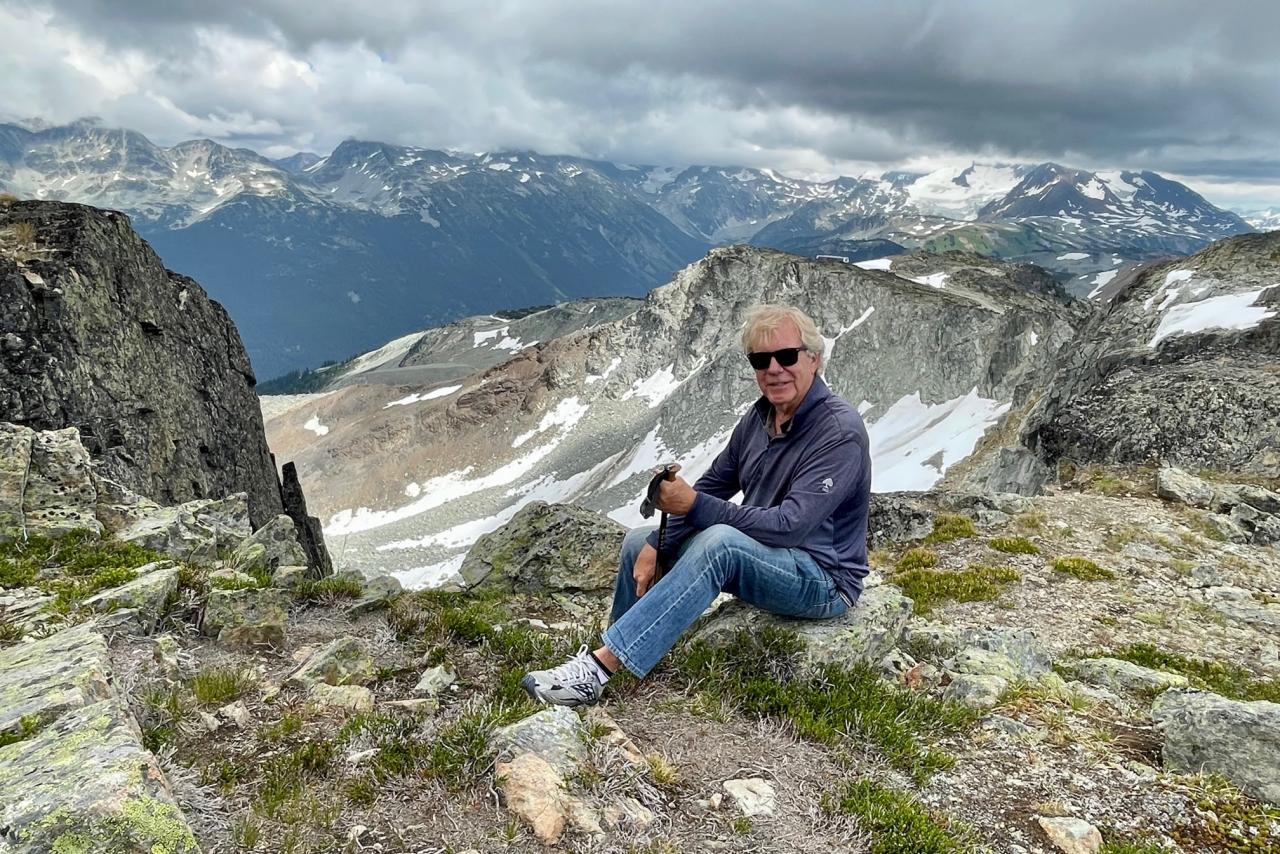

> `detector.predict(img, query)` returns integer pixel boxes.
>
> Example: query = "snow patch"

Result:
[512,396,589,448]
[854,257,894,271]
[867,390,1011,492]
[911,272,949,289]
[473,326,508,347]
[392,555,464,590]
[1149,287,1277,347]
[585,357,622,384]
[342,331,424,376]
[384,385,463,408]
[494,336,536,352]
[1087,270,1118,299]
[303,415,329,437]
[622,365,681,408]
[1056,252,1089,261]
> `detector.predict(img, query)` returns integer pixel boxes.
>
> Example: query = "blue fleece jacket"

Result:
[646,375,872,601]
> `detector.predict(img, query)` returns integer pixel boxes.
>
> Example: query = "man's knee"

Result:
[619,527,653,570]
[686,524,752,557]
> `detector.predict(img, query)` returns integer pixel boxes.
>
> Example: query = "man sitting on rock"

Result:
[523,304,872,706]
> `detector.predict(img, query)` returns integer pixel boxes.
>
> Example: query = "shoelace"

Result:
[544,644,596,685]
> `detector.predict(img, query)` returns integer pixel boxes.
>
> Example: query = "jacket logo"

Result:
[820,477,834,494]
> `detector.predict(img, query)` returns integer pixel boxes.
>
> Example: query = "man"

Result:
[522,304,871,706]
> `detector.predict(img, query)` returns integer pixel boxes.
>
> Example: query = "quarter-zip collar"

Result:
[752,375,833,438]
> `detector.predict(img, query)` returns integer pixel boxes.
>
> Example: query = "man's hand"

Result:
[634,543,659,598]
[653,464,697,515]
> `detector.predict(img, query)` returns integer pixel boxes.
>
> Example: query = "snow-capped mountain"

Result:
[0,118,1257,378]
[1241,207,1280,231]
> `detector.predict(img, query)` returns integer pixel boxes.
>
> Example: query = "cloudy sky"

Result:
[3,0,1278,209]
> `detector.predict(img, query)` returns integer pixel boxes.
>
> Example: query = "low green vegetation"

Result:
[1172,773,1279,854]
[890,563,1019,615]
[0,530,168,614]
[988,536,1039,555]
[922,514,976,545]
[1103,643,1280,704]
[191,665,255,707]
[823,779,971,854]
[674,626,978,783]
[290,575,363,605]
[895,548,939,571]
[1052,556,1115,581]
[1099,836,1170,854]
[0,714,42,748]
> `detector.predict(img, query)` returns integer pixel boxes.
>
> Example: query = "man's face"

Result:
[750,321,820,415]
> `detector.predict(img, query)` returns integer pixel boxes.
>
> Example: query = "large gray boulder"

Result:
[0,621,200,850]
[0,698,198,853]
[460,501,625,593]
[21,426,101,538]
[228,514,309,572]
[0,200,284,529]
[0,422,33,540]
[82,561,181,634]
[691,585,914,671]
[1152,689,1280,805]
[117,493,252,565]
[490,706,588,776]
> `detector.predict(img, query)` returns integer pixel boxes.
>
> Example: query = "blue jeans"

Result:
[601,524,849,678]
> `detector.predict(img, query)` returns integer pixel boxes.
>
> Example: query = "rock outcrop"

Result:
[1005,232,1280,487]
[0,200,284,529]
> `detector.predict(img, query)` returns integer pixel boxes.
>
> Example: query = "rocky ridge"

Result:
[0,200,284,529]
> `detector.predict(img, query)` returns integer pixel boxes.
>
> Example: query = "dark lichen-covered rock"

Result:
[201,587,287,650]
[460,501,625,593]
[280,460,333,578]
[692,585,913,672]
[0,200,283,530]
[0,697,198,854]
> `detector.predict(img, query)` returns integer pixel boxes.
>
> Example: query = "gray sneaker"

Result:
[521,645,606,707]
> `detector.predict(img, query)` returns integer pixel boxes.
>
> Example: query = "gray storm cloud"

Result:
[2,0,1278,203]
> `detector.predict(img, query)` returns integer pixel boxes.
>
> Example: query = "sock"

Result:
[588,651,615,685]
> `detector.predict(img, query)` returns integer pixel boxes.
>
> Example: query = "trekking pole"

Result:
[639,463,679,581]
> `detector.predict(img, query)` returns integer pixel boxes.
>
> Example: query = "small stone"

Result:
[943,673,1009,709]
[287,637,376,688]
[491,706,587,776]
[602,796,654,830]
[272,564,308,588]
[413,664,457,697]
[346,748,379,766]
[584,708,646,766]
[723,777,776,817]
[218,700,252,728]
[309,683,374,712]
[198,711,220,732]
[383,698,439,713]
[944,647,1022,680]
[496,752,567,844]
[566,797,603,836]
[1036,816,1102,854]
[901,661,942,690]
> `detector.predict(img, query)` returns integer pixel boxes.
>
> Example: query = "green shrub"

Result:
[291,576,363,604]
[923,514,976,545]
[674,627,977,783]
[896,548,939,571]
[890,564,1019,615]
[988,536,1039,555]
[1104,643,1280,703]
[191,665,255,707]
[823,779,970,853]
[1052,557,1114,581]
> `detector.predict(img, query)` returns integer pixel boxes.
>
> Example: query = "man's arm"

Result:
[683,428,863,548]
[644,423,743,561]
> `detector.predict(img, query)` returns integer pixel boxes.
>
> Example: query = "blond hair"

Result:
[740,305,824,364]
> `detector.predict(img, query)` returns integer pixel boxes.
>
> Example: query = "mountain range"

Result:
[0,117,1257,378]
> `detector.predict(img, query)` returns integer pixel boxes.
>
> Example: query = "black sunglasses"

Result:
[746,347,809,370]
